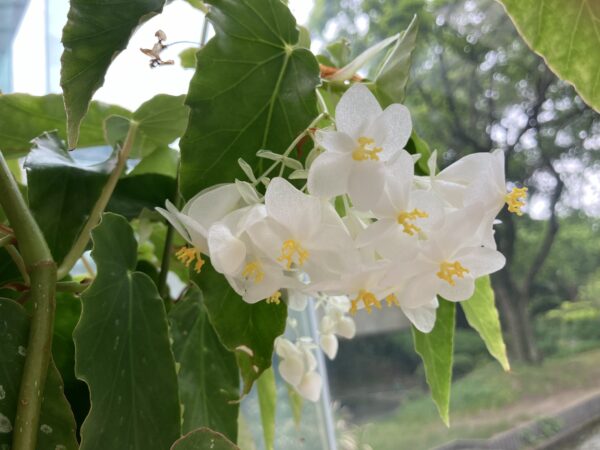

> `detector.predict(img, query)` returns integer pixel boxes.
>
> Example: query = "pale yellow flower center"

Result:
[242,260,264,284]
[277,239,309,269]
[437,261,469,286]
[505,187,528,216]
[350,291,401,315]
[352,136,382,161]
[397,208,429,235]
[266,291,282,305]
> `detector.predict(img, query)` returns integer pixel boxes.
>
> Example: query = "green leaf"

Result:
[170,428,239,450]
[179,47,198,69]
[256,367,276,450]
[326,38,352,67]
[499,0,600,112]
[286,385,303,428]
[168,285,239,440]
[61,0,165,147]
[74,213,180,450]
[132,94,189,157]
[179,0,320,199]
[0,298,78,450]
[0,93,130,158]
[192,262,287,395]
[412,298,455,426]
[461,276,511,372]
[24,132,115,263]
[370,15,418,107]
[405,131,432,176]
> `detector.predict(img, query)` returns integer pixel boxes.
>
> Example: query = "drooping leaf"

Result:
[192,263,287,395]
[74,213,180,450]
[0,298,78,450]
[179,0,320,199]
[61,0,165,147]
[0,93,130,158]
[412,298,455,426]
[170,428,239,450]
[461,276,510,372]
[370,15,418,107]
[498,0,600,112]
[24,132,116,263]
[168,285,239,441]
[256,367,276,450]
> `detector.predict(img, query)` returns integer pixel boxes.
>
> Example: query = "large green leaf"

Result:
[412,298,455,426]
[61,0,165,147]
[74,213,180,450]
[461,276,510,372]
[370,15,418,107]
[499,0,600,112]
[256,367,276,450]
[168,285,239,441]
[0,298,78,450]
[192,263,287,395]
[24,132,115,264]
[0,94,129,158]
[170,428,239,450]
[179,0,320,199]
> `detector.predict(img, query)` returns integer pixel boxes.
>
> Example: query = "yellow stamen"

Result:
[437,261,469,286]
[505,187,528,216]
[385,294,400,307]
[350,290,382,315]
[277,239,309,269]
[242,261,265,284]
[397,209,429,235]
[266,291,282,305]
[176,247,204,273]
[352,136,382,161]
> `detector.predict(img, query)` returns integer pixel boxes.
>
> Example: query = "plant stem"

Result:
[0,234,14,248]
[158,221,175,300]
[57,122,139,280]
[0,151,55,450]
[6,244,31,286]
[56,280,91,294]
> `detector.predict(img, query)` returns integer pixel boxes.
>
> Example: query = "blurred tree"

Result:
[310,0,600,363]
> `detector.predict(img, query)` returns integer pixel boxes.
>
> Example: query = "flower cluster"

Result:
[158,84,525,401]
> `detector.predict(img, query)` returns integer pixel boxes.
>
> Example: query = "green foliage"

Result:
[461,276,510,371]
[0,299,78,450]
[179,0,320,199]
[60,0,165,147]
[412,299,455,426]
[256,367,277,450]
[0,94,129,158]
[179,48,197,69]
[24,132,115,263]
[170,428,239,450]
[499,0,600,112]
[74,213,180,450]
[192,263,287,395]
[168,285,239,441]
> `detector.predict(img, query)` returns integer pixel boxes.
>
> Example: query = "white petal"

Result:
[437,274,476,302]
[402,302,438,333]
[184,183,243,231]
[296,371,322,402]
[315,130,355,154]
[287,290,308,311]
[456,246,506,277]
[335,84,382,138]
[348,162,386,211]
[207,224,246,275]
[265,177,322,239]
[355,218,396,248]
[367,104,412,159]
[279,357,304,387]
[384,150,414,210]
[156,202,190,243]
[401,274,440,308]
[307,151,352,199]
[320,334,339,359]
[336,317,356,339]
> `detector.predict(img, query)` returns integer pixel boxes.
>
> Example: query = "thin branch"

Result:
[6,244,30,286]
[0,234,14,248]
[57,122,139,280]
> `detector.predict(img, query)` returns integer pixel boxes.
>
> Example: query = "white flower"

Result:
[400,297,439,333]
[307,84,412,210]
[384,204,506,308]
[156,183,246,271]
[247,177,358,282]
[275,337,322,402]
[319,296,356,359]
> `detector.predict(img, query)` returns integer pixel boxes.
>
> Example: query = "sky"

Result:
[12,0,315,110]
